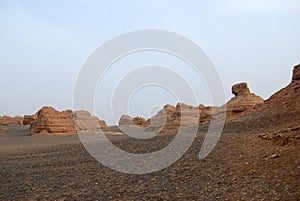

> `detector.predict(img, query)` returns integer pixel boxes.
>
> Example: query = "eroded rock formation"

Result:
[119,115,148,128]
[0,115,23,125]
[215,82,264,121]
[73,110,107,134]
[31,107,77,135]
[23,114,37,125]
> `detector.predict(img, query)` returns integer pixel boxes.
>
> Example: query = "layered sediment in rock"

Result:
[23,114,38,125]
[24,107,107,135]
[0,115,23,125]
[31,107,77,135]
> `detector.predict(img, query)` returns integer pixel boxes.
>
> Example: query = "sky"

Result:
[0,0,300,125]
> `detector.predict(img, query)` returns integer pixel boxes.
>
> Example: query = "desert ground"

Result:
[1,124,299,201]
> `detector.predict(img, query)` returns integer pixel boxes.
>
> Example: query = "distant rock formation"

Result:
[146,104,176,131]
[73,110,107,134]
[119,115,133,126]
[119,115,148,127]
[215,82,264,121]
[31,106,77,135]
[152,104,176,127]
[167,103,199,128]
[24,107,107,135]
[199,105,218,124]
[0,115,23,126]
[132,116,148,127]
[23,114,37,125]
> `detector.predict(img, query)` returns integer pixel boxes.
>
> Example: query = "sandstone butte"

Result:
[24,106,107,135]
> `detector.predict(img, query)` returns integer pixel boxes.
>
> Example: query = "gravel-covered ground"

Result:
[0,125,299,200]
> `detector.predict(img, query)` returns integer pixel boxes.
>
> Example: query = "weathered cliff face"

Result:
[0,115,23,125]
[31,107,77,135]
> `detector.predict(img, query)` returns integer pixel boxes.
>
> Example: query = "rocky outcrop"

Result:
[119,115,148,127]
[215,82,264,121]
[292,64,300,81]
[0,115,23,125]
[31,106,77,135]
[98,120,107,129]
[73,110,107,134]
[166,103,200,128]
[132,117,148,127]
[146,104,176,131]
[256,64,300,112]
[199,105,219,124]
[119,115,133,126]
[23,114,37,125]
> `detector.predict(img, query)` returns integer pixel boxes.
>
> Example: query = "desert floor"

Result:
[0,125,299,200]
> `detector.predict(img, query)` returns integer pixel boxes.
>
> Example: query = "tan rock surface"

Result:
[23,114,38,125]
[215,82,264,122]
[0,115,23,125]
[31,106,77,135]
[73,110,107,133]
[146,104,176,131]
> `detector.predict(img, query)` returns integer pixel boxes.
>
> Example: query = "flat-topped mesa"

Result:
[31,106,77,135]
[292,64,300,81]
[73,110,107,134]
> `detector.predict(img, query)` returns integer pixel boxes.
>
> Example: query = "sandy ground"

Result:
[0,125,299,200]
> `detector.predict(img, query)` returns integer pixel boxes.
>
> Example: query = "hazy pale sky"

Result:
[1,0,299,125]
